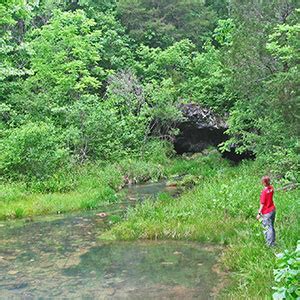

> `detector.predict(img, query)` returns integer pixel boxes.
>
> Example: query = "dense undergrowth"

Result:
[0,140,163,219]
[0,147,223,220]
[101,153,300,298]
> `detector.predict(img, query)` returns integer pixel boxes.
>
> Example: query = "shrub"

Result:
[117,159,165,184]
[273,241,300,300]
[141,139,174,164]
[0,122,69,182]
[264,144,300,184]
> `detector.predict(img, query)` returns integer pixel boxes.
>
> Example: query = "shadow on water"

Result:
[0,181,223,299]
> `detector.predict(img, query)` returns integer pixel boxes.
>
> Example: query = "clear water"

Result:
[0,182,221,299]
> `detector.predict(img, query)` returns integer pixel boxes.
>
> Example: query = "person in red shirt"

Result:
[256,176,276,246]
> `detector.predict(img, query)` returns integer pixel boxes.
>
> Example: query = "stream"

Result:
[0,181,222,299]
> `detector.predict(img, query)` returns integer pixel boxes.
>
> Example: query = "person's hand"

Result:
[256,213,261,220]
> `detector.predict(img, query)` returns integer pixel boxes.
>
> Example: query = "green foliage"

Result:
[166,150,229,177]
[213,18,236,47]
[261,145,300,184]
[64,94,147,162]
[135,39,194,82]
[87,12,134,71]
[0,0,298,264]
[273,241,300,300]
[176,174,203,189]
[0,0,32,112]
[145,79,183,140]
[27,9,102,102]
[267,15,300,64]
[135,38,233,114]
[141,139,174,164]
[265,14,299,138]
[0,0,32,78]
[117,159,165,184]
[0,3,298,299]
[183,41,233,111]
[78,0,117,12]
[0,161,123,219]
[0,0,299,188]
[133,40,194,139]
[0,122,69,182]
[117,0,218,48]
[220,5,299,181]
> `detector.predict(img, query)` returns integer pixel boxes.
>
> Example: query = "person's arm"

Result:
[256,190,265,220]
[256,204,264,220]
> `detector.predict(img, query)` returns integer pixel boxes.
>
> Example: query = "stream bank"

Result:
[104,160,300,298]
[0,151,228,221]
[0,181,224,299]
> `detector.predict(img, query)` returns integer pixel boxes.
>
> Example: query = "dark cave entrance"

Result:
[174,123,254,162]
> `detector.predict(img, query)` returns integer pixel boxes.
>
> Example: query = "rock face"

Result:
[174,103,255,161]
[174,104,228,154]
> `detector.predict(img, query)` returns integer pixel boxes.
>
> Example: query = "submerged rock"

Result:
[96,213,107,218]
[166,181,178,187]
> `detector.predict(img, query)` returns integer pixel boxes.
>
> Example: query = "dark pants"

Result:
[262,210,276,246]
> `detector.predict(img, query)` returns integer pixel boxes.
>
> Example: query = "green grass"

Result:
[0,151,226,220]
[0,164,122,220]
[2,149,298,298]
[102,158,300,298]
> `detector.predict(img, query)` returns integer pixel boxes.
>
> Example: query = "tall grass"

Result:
[0,163,123,220]
[0,146,226,220]
[103,158,300,298]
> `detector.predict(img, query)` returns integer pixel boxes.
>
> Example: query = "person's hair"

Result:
[262,176,271,186]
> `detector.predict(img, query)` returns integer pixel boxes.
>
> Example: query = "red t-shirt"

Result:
[260,185,275,214]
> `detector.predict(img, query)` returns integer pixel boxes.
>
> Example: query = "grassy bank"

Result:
[0,150,228,220]
[102,157,300,298]
[0,163,120,220]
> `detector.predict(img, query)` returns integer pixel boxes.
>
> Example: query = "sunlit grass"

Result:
[0,162,123,220]
[103,159,300,298]
[0,151,227,220]
[0,185,118,220]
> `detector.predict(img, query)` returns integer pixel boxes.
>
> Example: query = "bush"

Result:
[117,159,165,184]
[177,174,203,189]
[28,168,76,193]
[263,144,300,184]
[0,122,69,182]
[141,139,174,164]
[273,241,300,300]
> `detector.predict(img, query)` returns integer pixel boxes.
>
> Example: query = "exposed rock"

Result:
[7,270,19,275]
[174,104,227,154]
[181,103,227,129]
[174,103,254,161]
[166,181,177,187]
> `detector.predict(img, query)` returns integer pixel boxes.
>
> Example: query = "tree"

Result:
[6,9,103,131]
[0,0,32,127]
[221,5,300,181]
[28,9,102,102]
[117,0,218,49]
[0,122,69,182]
